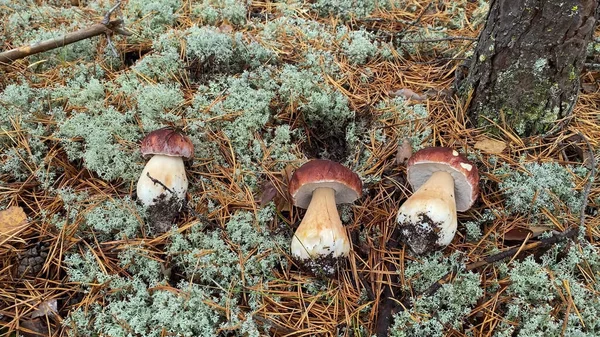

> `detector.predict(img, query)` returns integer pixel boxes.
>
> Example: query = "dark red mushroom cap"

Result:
[140,128,194,159]
[406,147,479,211]
[288,159,363,209]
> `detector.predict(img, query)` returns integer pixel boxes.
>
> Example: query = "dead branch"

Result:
[397,1,434,36]
[0,2,130,64]
[419,226,581,301]
[398,36,477,43]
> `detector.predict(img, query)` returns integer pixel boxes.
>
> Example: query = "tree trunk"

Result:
[461,0,597,136]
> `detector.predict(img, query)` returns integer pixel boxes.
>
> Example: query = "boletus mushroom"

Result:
[396,147,479,254]
[288,159,362,275]
[136,127,194,233]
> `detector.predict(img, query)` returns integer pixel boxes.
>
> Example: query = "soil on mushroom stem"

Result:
[146,194,185,234]
[396,213,444,255]
[295,252,348,279]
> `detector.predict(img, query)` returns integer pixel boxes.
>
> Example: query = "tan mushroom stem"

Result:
[291,187,350,260]
[136,154,188,207]
[397,171,457,249]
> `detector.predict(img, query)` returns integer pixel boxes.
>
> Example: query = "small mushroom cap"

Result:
[140,128,194,159]
[407,147,479,211]
[288,159,362,209]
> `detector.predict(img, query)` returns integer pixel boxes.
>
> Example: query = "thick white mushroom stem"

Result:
[291,187,350,260]
[397,171,457,253]
[136,154,188,207]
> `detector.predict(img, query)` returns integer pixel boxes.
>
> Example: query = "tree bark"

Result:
[461,0,597,136]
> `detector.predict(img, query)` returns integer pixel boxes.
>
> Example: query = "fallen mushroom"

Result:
[288,159,362,275]
[136,127,194,233]
[396,147,479,254]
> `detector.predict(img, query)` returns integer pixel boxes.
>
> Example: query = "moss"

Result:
[493,243,600,336]
[63,207,285,336]
[474,61,564,136]
[132,50,184,82]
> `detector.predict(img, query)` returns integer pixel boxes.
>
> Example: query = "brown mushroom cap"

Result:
[406,147,479,211]
[140,128,194,159]
[288,159,362,209]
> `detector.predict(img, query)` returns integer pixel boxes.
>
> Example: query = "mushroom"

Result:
[396,147,479,254]
[136,128,194,232]
[288,160,362,272]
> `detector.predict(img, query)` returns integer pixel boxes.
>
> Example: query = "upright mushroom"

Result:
[288,160,362,274]
[396,147,479,254]
[136,127,194,232]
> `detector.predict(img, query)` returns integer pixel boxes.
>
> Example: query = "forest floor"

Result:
[1,0,599,336]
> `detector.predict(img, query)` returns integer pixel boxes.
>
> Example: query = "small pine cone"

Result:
[17,242,49,276]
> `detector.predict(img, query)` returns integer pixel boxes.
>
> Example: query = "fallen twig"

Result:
[0,2,130,64]
[397,1,434,37]
[375,234,404,337]
[398,36,477,43]
[577,132,595,229]
[418,226,581,302]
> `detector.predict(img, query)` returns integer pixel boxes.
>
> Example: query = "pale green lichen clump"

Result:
[389,253,484,337]
[3,0,589,336]
[497,161,584,218]
[63,208,285,336]
[492,243,600,336]
[190,0,248,26]
[55,106,142,182]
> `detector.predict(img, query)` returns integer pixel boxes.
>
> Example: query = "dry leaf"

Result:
[528,226,554,237]
[396,138,413,165]
[283,164,294,183]
[474,137,506,154]
[504,226,552,241]
[259,180,278,207]
[31,299,57,319]
[274,193,291,213]
[217,24,233,34]
[503,227,532,241]
[276,165,296,213]
[389,88,427,101]
[0,206,28,240]
[19,317,51,337]
[581,82,597,94]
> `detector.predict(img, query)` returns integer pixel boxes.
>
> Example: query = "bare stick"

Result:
[416,227,581,302]
[397,1,434,37]
[398,36,477,43]
[375,232,404,337]
[577,132,595,229]
[0,3,130,64]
